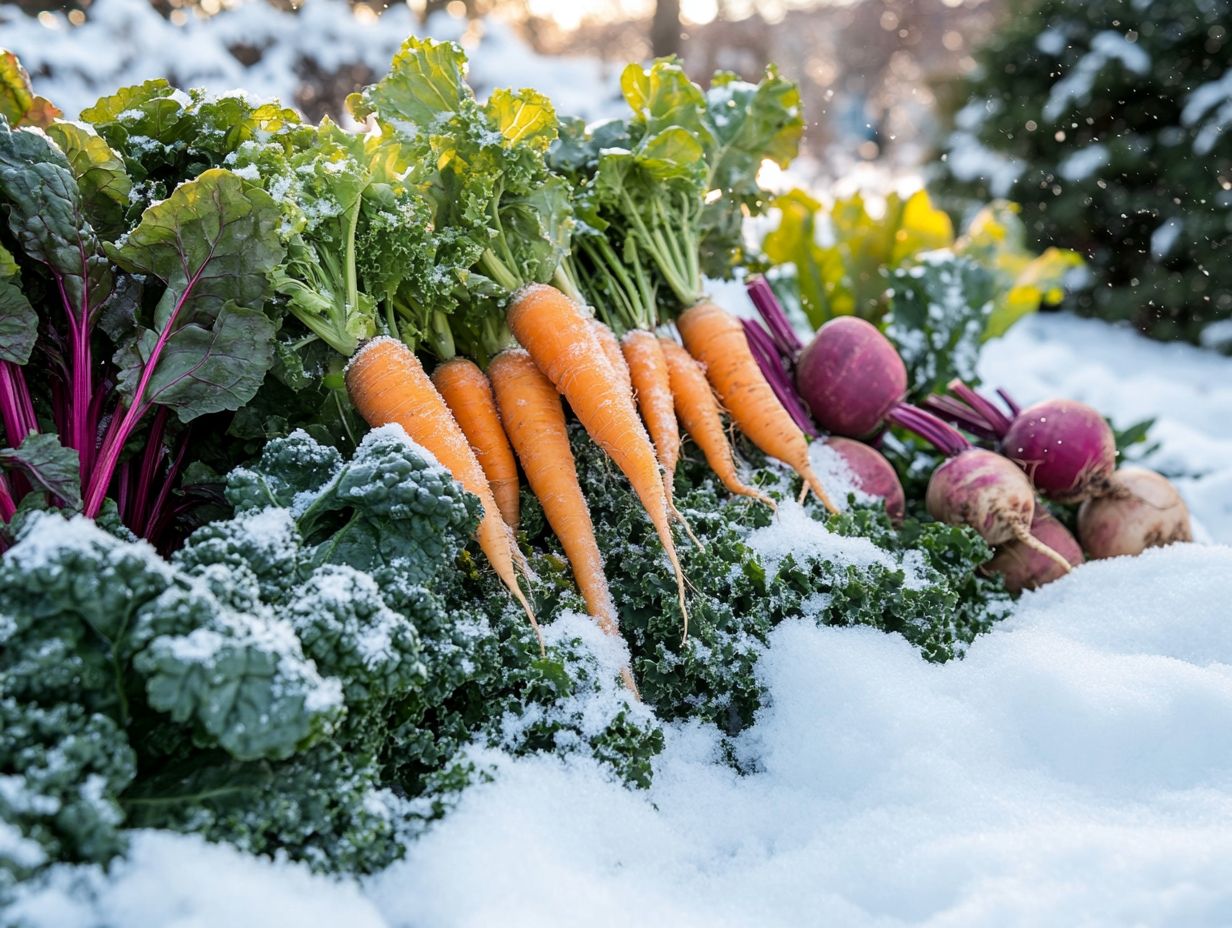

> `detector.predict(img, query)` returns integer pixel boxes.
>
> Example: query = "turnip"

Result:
[984,510,1084,593]
[927,381,1117,503]
[1077,466,1193,559]
[746,278,908,439]
[887,404,1073,573]
[823,436,906,523]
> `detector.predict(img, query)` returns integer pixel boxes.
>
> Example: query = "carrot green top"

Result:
[549,58,804,324]
[349,37,575,366]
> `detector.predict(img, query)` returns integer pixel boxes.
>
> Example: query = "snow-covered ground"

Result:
[10,314,1232,928]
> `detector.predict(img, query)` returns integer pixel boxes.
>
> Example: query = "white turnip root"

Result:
[824,436,906,523]
[1077,466,1193,559]
[985,510,1084,593]
[889,404,1073,575]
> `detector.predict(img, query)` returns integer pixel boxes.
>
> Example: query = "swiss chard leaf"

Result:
[46,121,133,242]
[107,168,284,421]
[0,50,60,129]
[0,117,113,320]
[0,244,36,364]
[0,433,81,509]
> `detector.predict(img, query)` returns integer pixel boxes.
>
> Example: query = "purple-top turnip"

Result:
[985,510,1084,593]
[1077,466,1193,559]
[823,436,906,523]
[928,381,1117,504]
[888,404,1073,574]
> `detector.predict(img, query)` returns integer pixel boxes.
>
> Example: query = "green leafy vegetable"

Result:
[107,168,284,421]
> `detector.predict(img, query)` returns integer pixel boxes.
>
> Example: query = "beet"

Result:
[889,404,1073,574]
[824,436,906,523]
[1001,399,1117,503]
[795,317,907,439]
[930,383,1117,504]
[1077,467,1193,559]
[985,510,1084,593]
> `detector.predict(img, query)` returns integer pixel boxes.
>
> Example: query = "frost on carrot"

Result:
[433,357,521,530]
[346,338,541,646]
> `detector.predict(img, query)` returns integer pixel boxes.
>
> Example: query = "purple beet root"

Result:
[824,436,906,523]
[985,510,1084,593]
[1077,466,1193,559]
[1001,399,1117,503]
[796,316,907,439]
[932,383,1118,504]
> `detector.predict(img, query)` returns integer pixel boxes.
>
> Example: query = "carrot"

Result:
[508,284,689,637]
[489,349,618,636]
[620,328,705,550]
[431,357,521,530]
[590,318,633,399]
[621,330,679,489]
[346,337,541,648]
[677,301,838,513]
[660,337,776,509]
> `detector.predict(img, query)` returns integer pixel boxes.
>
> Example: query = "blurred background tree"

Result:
[933,0,1232,347]
[4,0,1229,349]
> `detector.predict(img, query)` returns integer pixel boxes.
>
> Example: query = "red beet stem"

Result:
[947,379,1014,436]
[886,403,972,457]
[746,276,804,358]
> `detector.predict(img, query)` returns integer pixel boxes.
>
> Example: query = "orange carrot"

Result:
[489,349,618,636]
[677,301,838,513]
[508,284,689,636]
[621,329,679,488]
[660,337,776,509]
[346,338,541,647]
[621,328,703,550]
[590,318,633,399]
[432,357,520,530]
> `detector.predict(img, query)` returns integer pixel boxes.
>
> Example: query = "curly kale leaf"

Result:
[121,740,404,874]
[226,427,480,587]
[284,564,426,706]
[0,699,135,883]
[135,599,343,762]
[885,252,998,399]
[559,427,1011,733]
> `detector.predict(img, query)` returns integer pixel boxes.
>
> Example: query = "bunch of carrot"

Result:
[288,40,843,687]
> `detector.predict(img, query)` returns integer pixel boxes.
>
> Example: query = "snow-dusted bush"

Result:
[935,0,1232,350]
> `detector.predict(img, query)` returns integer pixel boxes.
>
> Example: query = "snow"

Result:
[942,129,1025,197]
[1056,142,1108,181]
[10,830,386,928]
[746,500,927,590]
[1182,69,1232,155]
[1,0,619,123]
[1044,31,1151,122]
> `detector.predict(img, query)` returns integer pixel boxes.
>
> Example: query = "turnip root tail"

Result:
[1010,523,1074,575]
